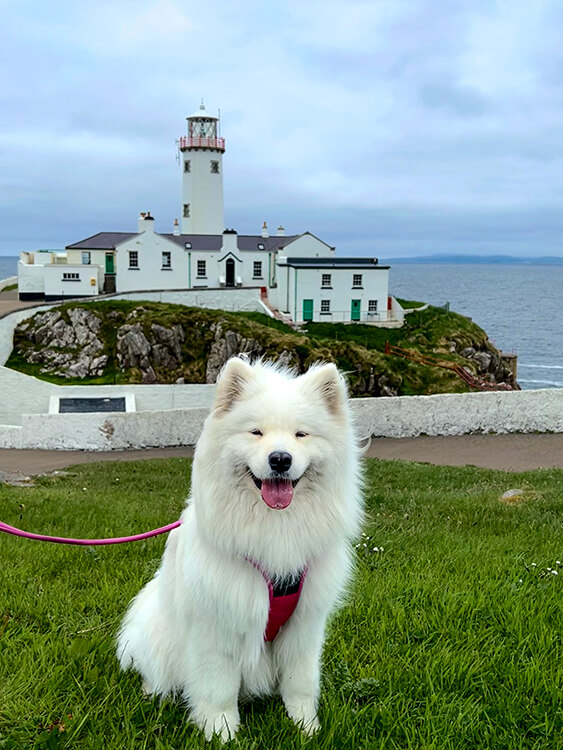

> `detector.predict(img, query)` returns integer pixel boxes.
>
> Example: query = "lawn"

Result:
[0,458,561,749]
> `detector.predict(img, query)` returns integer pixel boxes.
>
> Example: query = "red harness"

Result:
[250,562,306,641]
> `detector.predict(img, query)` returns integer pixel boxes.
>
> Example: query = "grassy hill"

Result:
[6,299,514,396]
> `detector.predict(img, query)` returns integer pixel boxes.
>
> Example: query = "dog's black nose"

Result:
[269,451,292,473]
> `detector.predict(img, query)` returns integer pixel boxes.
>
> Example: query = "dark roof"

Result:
[236,234,299,251]
[160,234,223,250]
[283,257,389,269]
[66,232,135,250]
[67,231,300,252]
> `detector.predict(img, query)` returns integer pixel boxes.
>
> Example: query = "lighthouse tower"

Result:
[178,102,225,235]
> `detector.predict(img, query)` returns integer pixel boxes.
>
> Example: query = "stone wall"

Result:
[0,387,561,451]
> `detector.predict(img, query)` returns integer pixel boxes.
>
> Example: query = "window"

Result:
[253,261,262,278]
[352,273,363,288]
[321,273,331,287]
[368,300,378,313]
[129,251,139,269]
[62,272,80,281]
[183,203,190,218]
[162,251,171,269]
[197,260,206,277]
[81,251,91,265]
[184,160,191,173]
[321,300,331,313]
[210,160,220,173]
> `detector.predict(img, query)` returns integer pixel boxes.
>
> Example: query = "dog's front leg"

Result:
[275,617,324,735]
[185,646,241,743]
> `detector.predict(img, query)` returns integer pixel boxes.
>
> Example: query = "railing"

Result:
[178,136,225,151]
[384,342,520,391]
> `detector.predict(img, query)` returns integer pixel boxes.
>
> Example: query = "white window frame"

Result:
[368,299,378,313]
[128,251,139,269]
[183,203,190,218]
[81,251,91,265]
[320,299,331,314]
[352,273,363,288]
[162,251,172,269]
[197,260,207,278]
[321,273,332,288]
[253,261,262,278]
[210,160,220,174]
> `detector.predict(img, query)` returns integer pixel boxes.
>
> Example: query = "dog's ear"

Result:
[213,356,255,413]
[301,362,347,416]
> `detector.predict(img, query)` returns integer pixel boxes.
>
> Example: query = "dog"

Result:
[117,356,363,742]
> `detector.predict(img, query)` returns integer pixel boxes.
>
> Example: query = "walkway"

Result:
[1,433,563,482]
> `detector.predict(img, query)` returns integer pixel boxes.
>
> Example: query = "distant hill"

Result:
[381,254,563,265]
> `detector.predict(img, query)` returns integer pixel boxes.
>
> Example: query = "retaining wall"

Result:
[0,387,561,451]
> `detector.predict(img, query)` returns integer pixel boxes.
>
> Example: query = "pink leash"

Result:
[0,519,182,546]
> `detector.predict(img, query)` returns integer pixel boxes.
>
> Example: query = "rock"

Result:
[473,351,492,373]
[205,323,264,383]
[377,375,398,397]
[460,347,476,359]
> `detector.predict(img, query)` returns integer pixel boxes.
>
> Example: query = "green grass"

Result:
[0,283,18,293]
[1,458,561,748]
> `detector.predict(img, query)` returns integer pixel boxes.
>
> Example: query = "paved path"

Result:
[1,434,563,481]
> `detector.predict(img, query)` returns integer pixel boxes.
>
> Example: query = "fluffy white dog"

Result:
[117,357,363,742]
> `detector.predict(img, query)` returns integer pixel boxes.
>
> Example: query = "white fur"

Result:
[117,358,363,742]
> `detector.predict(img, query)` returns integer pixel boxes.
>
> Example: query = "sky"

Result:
[2,0,563,258]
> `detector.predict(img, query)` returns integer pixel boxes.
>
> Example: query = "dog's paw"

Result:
[195,709,240,744]
[284,699,320,735]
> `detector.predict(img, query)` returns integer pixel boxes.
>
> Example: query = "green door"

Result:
[351,299,361,321]
[303,299,314,322]
[105,253,115,274]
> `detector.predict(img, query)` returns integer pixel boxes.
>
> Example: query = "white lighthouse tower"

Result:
[178,102,225,235]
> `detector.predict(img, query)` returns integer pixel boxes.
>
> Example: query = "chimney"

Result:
[261,221,269,238]
[137,211,155,233]
[173,218,180,236]
[276,225,285,237]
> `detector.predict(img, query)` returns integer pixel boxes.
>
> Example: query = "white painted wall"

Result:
[44,264,101,298]
[0,276,17,292]
[0,387,562,451]
[110,287,263,312]
[116,234,189,292]
[181,148,224,235]
[17,261,46,294]
[281,234,334,257]
[273,263,389,322]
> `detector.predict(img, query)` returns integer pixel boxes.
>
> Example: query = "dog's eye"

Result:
[250,429,263,437]
[295,431,308,438]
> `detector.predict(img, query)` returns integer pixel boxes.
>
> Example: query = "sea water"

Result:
[390,263,563,390]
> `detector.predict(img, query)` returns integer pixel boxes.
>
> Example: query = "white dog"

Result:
[117,357,362,742]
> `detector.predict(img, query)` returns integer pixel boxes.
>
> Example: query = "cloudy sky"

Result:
[2,0,563,257]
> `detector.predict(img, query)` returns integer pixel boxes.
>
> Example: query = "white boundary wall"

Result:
[0,388,561,451]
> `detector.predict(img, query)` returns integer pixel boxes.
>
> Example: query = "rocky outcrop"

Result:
[205,323,264,383]
[458,345,513,386]
[9,300,517,395]
[16,309,108,378]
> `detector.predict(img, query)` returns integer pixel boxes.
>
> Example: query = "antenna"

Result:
[175,138,181,165]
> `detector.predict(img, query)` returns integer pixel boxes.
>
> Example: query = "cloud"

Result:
[1,0,562,257]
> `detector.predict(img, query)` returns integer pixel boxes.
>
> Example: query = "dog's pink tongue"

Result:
[261,478,293,510]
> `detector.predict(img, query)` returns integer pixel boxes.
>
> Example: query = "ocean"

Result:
[1,256,560,390]
[389,263,563,390]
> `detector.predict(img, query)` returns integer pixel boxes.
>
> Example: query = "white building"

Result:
[18,103,393,324]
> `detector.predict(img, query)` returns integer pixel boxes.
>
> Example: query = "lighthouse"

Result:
[178,102,225,235]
